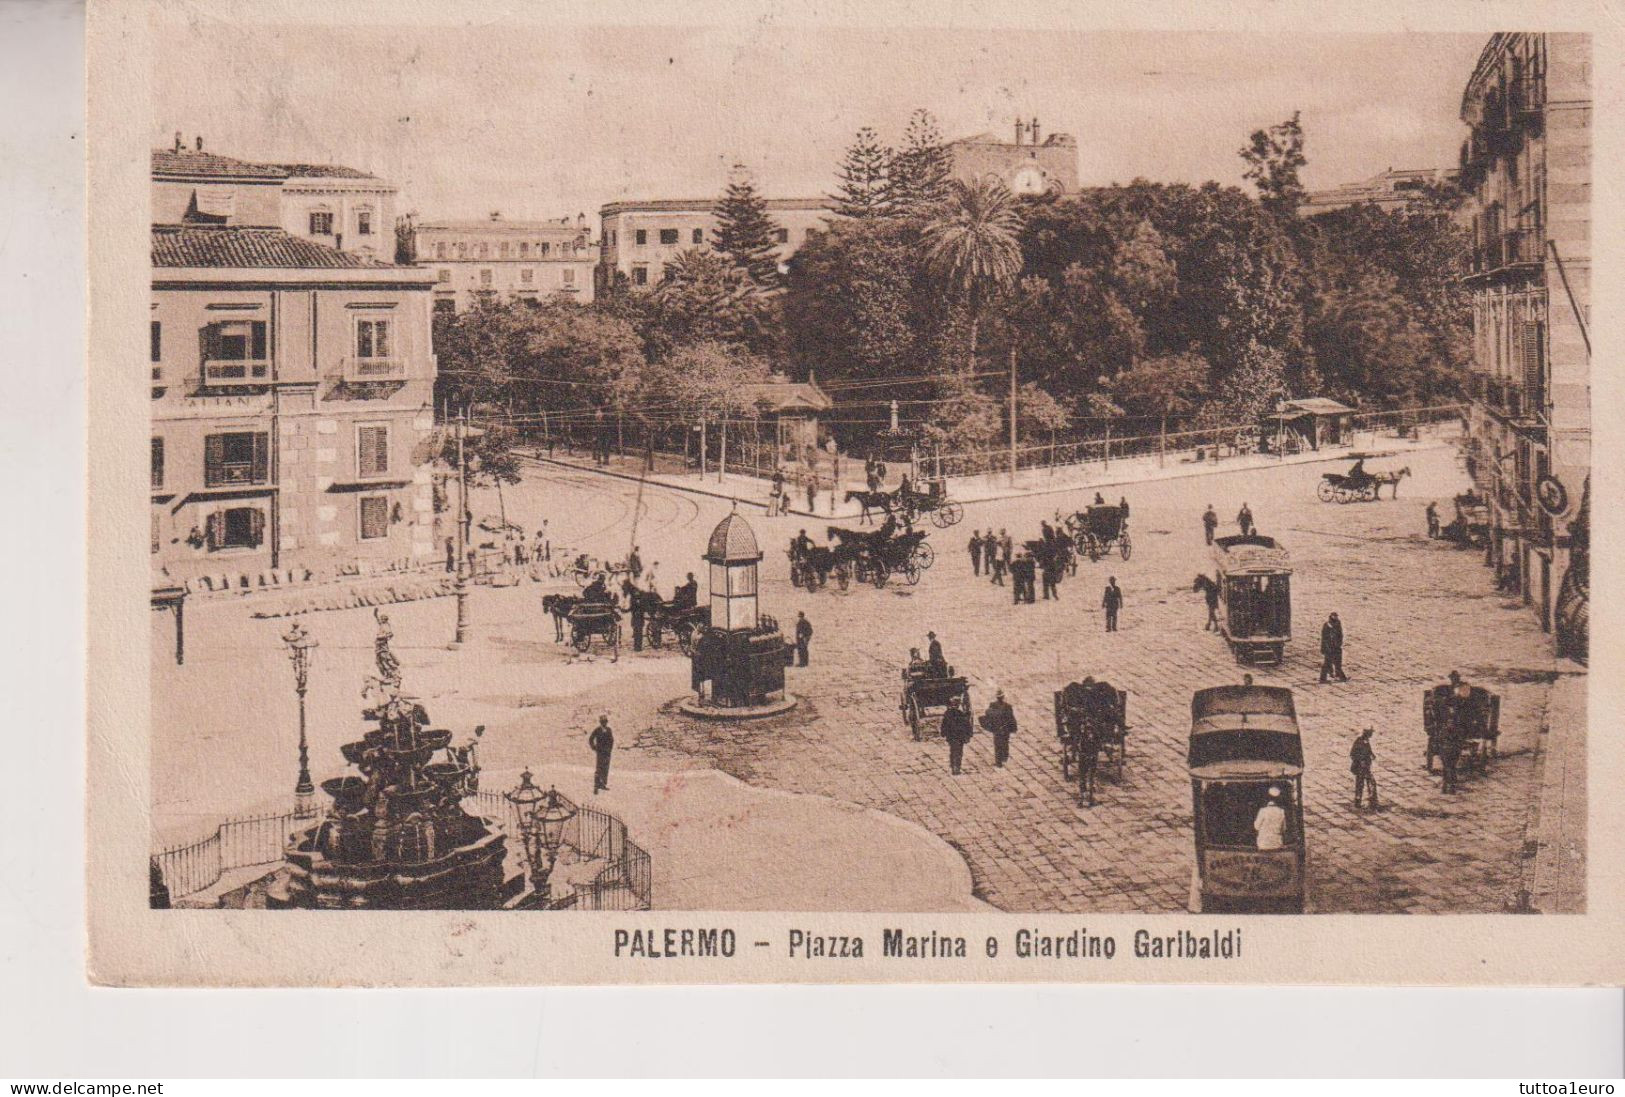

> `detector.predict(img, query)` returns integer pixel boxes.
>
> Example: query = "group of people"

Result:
[1200,501,1256,544]
[938,689,1019,776]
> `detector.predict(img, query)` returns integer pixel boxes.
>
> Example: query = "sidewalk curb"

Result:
[526,441,1456,516]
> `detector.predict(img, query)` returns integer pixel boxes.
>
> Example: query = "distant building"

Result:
[152,134,397,260]
[150,143,439,588]
[597,198,831,291]
[1297,167,1457,217]
[735,373,834,463]
[1457,32,1590,639]
[944,118,1079,196]
[416,213,595,312]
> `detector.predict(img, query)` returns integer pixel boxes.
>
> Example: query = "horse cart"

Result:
[900,664,971,741]
[1317,457,1411,503]
[1188,684,1307,914]
[826,526,933,589]
[646,601,708,654]
[1210,534,1292,665]
[1064,504,1132,561]
[896,476,965,529]
[1053,679,1130,807]
[1440,491,1492,549]
[1423,680,1502,777]
[565,603,621,660]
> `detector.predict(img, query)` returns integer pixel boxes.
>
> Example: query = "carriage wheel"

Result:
[940,500,964,526]
[789,562,803,589]
[1118,533,1132,561]
[1317,480,1337,502]
[1064,514,1085,541]
[674,623,693,655]
[1060,740,1075,780]
[646,620,663,649]
[913,542,935,569]
[1086,536,1103,562]
[902,561,921,586]
[907,696,922,740]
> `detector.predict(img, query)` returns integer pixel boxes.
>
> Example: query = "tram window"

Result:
[1202,782,1293,848]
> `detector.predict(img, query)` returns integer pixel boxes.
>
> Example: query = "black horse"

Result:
[844,489,895,526]
[541,593,581,642]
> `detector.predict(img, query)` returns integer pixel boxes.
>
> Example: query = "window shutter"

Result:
[151,511,160,555]
[247,508,266,547]
[204,434,225,484]
[1521,321,1543,402]
[251,433,269,484]
[151,437,164,490]
[359,425,388,476]
[205,511,223,551]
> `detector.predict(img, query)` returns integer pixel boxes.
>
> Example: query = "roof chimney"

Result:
[173,131,182,153]
[1031,117,1040,144]
[195,135,203,152]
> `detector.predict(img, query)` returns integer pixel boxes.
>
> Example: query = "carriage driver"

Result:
[671,572,699,610]
[794,528,815,557]
[903,648,930,680]
[580,573,614,607]
[1347,456,1369,485]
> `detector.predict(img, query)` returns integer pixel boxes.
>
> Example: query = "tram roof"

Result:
[1212,534,1292,575]
[1188,685,1303,774]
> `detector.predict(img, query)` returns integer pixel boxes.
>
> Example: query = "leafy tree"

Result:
[832,126,892,219]
[646,247,783,359]
[1108,351,1210,421]
[885,108,952,214]
[1240,111,1307,217]
[1015,381,1071,444]
[921,176,1025,371]
[713,167,782,287]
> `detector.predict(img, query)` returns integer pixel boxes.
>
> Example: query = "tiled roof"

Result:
[275,163,379,180]
[152,226,393,269]
[152,149,288,179]
[736,380,833,412]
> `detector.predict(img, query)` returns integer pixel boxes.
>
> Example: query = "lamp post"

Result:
[446,412,485,650]
[281,622,319,819]
[504,770,578,906]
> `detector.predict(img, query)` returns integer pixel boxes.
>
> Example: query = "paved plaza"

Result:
[153,443,1583,913]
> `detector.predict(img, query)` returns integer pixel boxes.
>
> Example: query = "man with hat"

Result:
[941,695,974,776]
[1350,727,1379,810]
[587,714,615,794]
[980,688,1018,768]
[1253,787,1287,850]
[926,631,947,677]
[1319,611,1347,682]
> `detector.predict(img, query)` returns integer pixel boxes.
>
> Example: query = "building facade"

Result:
[151,149,440,588]
[945,119,1079,196]
[416,213,595,312]
[1298,167,1457,217]
[1457,32,1590,638]
[597,198,831,291]
[276,164,398,261]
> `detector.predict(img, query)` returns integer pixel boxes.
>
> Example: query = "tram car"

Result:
[1210,534,1292,664]
[1187,684,1307,914]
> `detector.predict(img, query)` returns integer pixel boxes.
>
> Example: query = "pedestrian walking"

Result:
[587,715,614,793]
[794,611,813,667]
[969,530,983,576]
[981,689,1017,767]
[806,472,818,514]
[986,530,1004,586]
[628,545,643,580]
[628,583,645,652]
[1350,728,1379,810]
[1102,576,1123,632]
[1426,501,1441,539]
[1319,612,1347,682]
[1000,529,1013,573]
[1202,504,1218,546]
[770,468,786,517]
[941,696,974,776]
[1237,502,1254,537]
[1202,575,1220,630]
[1041,553,1061,601]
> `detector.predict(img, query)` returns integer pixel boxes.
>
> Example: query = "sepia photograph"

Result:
[79,0,1620,988]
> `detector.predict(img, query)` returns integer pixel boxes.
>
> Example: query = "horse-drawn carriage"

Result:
[1440,491,1492,549]
[1208,534,1292,665]
[1063,504,1132,561]
[565,603,621,659]
[643,598,708,653]
[900,662,971,740]
[1423,679,1501,777]
[1053,679,1130,807]
[1188,684,1307,914]
[823,524,933,589]
[1316,456,1411,503]
[895,476,965,529]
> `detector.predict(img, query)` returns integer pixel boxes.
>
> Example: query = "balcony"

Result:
[342,356,408,384]
[1466,229,1543,278]
[203,462,270,488]
[201,358,270,387]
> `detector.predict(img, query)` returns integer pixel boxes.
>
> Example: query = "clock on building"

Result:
[1010,165,1048,196]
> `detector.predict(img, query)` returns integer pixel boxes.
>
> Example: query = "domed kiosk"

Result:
[680,509,798,719]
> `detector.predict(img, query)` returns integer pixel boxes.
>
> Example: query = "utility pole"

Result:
[1009,344,1018,488]
[450,410,470,649]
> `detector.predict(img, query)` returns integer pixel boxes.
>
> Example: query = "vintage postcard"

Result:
[87,0,1623,986]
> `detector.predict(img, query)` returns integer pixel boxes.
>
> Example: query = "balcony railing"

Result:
[202,358,270,386]
[1468,229,1543,276]
[203,462,269,488]
[342,356,408,383]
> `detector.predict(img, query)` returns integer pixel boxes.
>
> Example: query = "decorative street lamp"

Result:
[281,622,319,819]
[447,413,485,650]
[504,770,578,906]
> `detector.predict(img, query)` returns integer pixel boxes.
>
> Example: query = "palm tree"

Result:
[920,177,1025,370]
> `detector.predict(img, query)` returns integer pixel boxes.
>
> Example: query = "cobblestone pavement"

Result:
[155,443,1584,913]
[609,444,1579,913]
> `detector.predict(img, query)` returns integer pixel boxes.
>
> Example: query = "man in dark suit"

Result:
[1102,577,1123,631]
[941,696,974,775]
[981,689,1017,767]
[588,715,614,793]
[968,530,983,576]
[794,612,813,667]
[1319,612,1347,682]
[926,631,947,675]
